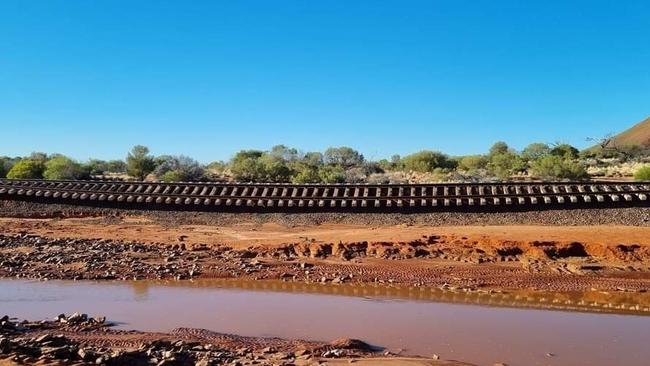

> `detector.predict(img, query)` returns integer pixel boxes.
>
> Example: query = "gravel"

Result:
[2,200,650,227]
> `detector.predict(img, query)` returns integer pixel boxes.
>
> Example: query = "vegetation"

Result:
[530,155,588,180]
[43,156,90,180]
[401,151,455,173]
[634,166,650,181]
[126,145,155,180]
[6,159,45,179]
[4,136,650,183]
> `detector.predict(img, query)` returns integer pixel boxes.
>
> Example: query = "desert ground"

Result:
[2,201,650,365]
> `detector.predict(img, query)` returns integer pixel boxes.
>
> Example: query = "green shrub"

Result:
[530,155,588,180]
[634,166,650,181]
[159,170,184,182]
[291,166,320,183]
[402,151,455,173]
[43,156,90,180]
[318,165,346,183]
[487,152,525,179]
[6,159,45,179]
[458,155,488,171]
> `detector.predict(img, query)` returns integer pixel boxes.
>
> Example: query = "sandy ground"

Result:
[3,216,650,250]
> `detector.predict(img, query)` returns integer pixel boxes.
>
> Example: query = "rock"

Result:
[329,338,373,351]
[195,357,212,366]
[78,347,96,361]
[322,349,344,358]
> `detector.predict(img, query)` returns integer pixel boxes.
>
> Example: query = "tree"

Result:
[258,154,292,182]
[634,166,650,181]
[0,157,10,178]
[401,151,454,173]
[302,152,324,167]
[521,143,551,162]
[323,147,364,168]
[530,155,588,180]
[126,145,155,180]
[488,142,510,156]
[269,145,299,162]
[6,159,45,179]
[106,160,127,173]
[550,143,579,159]
[85,159,109,175]
[29,152,48,164]
[43,156,90,180]
[153,155,205,182]
[230,150,265,181]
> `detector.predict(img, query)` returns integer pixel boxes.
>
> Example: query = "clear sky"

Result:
[1,0,648,163]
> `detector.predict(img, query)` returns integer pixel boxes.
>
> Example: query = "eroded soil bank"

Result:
[2,209,650,292]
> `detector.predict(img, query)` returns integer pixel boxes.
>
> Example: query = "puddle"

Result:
[1,279,649,366]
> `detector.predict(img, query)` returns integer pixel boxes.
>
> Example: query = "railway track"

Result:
[1,178,649,212]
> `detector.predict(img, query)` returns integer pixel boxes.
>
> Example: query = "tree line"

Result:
[1,141,650,183]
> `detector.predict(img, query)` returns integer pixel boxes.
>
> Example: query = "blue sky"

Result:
[1,0,648,163]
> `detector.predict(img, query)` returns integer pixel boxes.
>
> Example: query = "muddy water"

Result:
[2,279,649,366]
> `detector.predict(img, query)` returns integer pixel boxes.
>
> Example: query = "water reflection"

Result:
[127,279,650,316]
[1,279,649,366]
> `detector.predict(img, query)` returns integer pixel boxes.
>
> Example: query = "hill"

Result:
[609,116,650,147]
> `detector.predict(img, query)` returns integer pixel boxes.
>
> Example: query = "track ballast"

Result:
[1,179,649,212]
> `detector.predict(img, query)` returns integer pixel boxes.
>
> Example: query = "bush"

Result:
[318,165,346,183]
[6,159,45,179]
[634,166,650,181]
[458,155,488,171]
[153,155,205,182]
[291,166,320,183]
[487,152,525,179]
[159,170,184,182]
[43,156,90,180]
[530,155,588,180]
[401,151,454,173]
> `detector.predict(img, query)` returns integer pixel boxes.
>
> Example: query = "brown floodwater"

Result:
[1,279,649,366]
